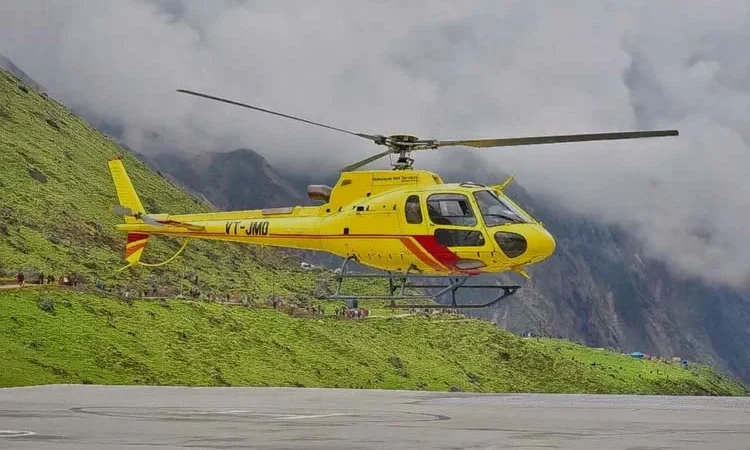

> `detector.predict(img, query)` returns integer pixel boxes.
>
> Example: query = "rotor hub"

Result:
[387,134,419,144]
[385,135,419,170]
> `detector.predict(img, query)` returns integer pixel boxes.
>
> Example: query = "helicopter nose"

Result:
[530,225,555,263]
[494,225,555,263]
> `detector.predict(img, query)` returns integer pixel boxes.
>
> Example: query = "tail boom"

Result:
[115,217,325,252]
[108,158,326,268]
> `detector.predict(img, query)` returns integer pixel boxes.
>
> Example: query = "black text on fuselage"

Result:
[225,220,270,236]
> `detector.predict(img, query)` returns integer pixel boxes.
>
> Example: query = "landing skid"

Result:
[321,256,521,309]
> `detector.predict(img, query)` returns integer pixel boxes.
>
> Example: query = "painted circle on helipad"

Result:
[0,430,37,438]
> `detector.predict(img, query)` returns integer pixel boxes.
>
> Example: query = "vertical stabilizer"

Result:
[108,158,151,270]
[108,158,145,224]
[123,232,150,268]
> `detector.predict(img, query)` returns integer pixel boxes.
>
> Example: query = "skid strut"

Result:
[324,256,521,309]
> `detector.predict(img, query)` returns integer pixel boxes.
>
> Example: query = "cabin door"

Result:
[401,194,428,237]
[397,193,432,271]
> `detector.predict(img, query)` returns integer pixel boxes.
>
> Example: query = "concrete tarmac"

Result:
[0,385,748,449]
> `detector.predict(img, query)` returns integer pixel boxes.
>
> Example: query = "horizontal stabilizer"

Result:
[152,218,205,231]
[110,204,205,231]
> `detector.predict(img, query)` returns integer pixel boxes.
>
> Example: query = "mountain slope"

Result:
[149,149,305,210]
[0,69,313,298]
[0,54,43,92]
[2,287,745,395]
[4,67,745,395]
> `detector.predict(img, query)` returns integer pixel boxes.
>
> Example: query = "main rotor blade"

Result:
[177,89,384,143]
[433,129,679,149]
[341,149,396,172]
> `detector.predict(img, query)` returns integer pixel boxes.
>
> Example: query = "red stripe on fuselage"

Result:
[399,237,446,272]
[412,235,460,268]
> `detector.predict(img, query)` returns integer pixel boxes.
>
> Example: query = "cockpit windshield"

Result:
[473,190,529,226]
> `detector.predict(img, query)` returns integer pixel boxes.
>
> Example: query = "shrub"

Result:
[37,297,55,313]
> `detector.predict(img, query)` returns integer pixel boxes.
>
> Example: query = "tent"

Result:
[629,351,644,358]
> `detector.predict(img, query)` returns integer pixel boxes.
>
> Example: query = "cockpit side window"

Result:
[405,195,422,224]
[426,193,477,227]
[435,229,485,247]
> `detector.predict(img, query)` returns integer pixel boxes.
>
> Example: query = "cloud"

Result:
[1,0,749,287]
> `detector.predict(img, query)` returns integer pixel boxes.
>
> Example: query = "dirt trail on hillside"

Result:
[0,284,39,290]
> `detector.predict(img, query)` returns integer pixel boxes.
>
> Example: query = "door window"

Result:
[426,193,477,226]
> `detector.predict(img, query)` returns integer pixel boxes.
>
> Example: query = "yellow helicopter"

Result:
[109,89,678,308]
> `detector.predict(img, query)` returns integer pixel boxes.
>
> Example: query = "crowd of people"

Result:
[406,307,463,316]
[8,270,461,321]
[267,296,327,317]
[334,306,369,319]
[14,271,81,287]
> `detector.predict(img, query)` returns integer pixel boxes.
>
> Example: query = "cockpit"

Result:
[425,190,530,228]
[403,188,553,263]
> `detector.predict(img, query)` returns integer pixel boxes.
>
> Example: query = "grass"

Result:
[0,68,338,299]
[1,287,746,395]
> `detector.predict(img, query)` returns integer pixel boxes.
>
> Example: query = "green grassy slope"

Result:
[1,287,746,395]
[0,69,324,297]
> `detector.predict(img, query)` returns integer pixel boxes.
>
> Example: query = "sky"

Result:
[1,0,750,287]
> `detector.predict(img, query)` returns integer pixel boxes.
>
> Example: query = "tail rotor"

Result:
[109,204,163,227]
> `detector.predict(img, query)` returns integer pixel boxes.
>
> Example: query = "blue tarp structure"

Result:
[629,351,644,358]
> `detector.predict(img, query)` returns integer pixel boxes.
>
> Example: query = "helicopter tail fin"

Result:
[107,158,200,271]
[122,232,150,269]
[108,157,146,224]
[108,158,151,270]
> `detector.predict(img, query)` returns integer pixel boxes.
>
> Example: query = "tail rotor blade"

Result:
[110,204,163,227]
[140,215,164,227]
[111,204,136,216]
